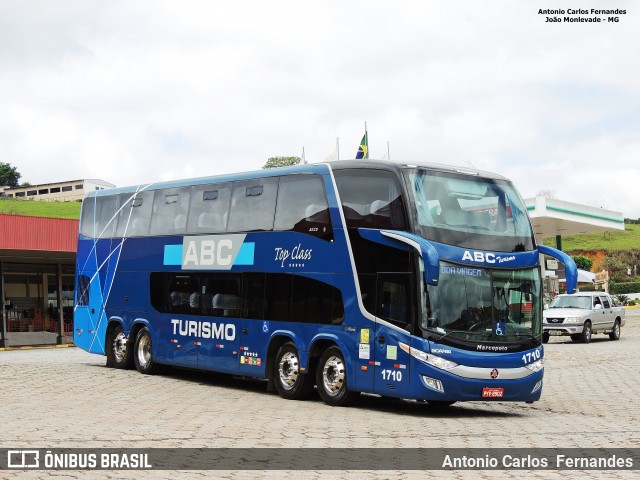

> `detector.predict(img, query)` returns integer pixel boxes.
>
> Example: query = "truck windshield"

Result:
[423,261,542,343]
[548,296,591,309]
[405,168,535,252]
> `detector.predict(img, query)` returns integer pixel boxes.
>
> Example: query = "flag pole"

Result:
[336,137,340,161]
[387,141,390,160]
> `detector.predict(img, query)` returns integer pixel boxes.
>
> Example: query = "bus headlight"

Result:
[399,343,458,371]
[524,359,544,373]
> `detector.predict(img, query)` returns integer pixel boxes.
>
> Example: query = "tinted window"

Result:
[150,188,191,235]
[76,275,91,306]
[201,274,241,317]
[291,275,344,324]
[334,169,407,229]
[150,273,200,315]
[274,175,332,240]
[227,178,279,232]
[188,183,232,234]
[116,190,154,237]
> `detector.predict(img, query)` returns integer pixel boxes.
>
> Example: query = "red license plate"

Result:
[482,387,504,398]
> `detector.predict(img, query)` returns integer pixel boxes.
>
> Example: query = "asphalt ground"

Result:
[1,308,639,479]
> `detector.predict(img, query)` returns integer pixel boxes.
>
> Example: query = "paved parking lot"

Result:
[1,309,639,479]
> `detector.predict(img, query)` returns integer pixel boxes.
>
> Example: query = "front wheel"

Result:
[134,327,160,375]
[315,347,358,407]
[609,320,621,340]
[542,332,550,344]
[273,342,314,400]
[106,324,133,369]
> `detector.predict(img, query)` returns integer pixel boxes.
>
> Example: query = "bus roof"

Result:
[85,159,510,198]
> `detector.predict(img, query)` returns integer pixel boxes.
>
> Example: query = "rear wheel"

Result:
[580,321,592,344]
[273,342,314,400]
[609,320,621,340]
[106,324,132,369]
[316,346,358,407]
[134,327,160,374]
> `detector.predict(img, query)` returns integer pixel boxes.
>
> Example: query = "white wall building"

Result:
[0,179,115,202]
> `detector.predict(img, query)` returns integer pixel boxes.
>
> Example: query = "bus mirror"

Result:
[357,228,440,286]
[538,245,578,294]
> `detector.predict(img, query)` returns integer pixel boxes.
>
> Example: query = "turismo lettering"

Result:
[171,319,236,340]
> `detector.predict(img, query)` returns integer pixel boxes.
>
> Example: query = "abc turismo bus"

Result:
[74,160,577,406]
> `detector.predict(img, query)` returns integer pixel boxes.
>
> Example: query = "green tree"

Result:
[0,162,21,187]
[572,255,593,271]
[262,156,301,169]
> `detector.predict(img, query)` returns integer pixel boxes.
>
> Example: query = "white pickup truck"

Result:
[543,292,625,344]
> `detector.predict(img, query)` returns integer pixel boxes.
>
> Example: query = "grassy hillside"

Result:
[544,223,640,252]
[0,198,81,219]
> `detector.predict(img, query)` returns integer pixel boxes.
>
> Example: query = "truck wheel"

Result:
[580,321,592,344]
[316,346,358,407]
[106,324,132,369]
[542,332,550,344]
[273,342,314,400]
[609,320,621,341]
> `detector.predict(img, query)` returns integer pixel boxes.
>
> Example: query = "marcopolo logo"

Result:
[163,235,254,270]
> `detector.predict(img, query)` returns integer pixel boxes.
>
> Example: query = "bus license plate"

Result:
[482,387,504,398]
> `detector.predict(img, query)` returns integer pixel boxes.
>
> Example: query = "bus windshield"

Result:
[423,262,542,343]
[405,168,534,251]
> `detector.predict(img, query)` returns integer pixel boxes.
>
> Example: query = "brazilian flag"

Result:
[356,131,368,159]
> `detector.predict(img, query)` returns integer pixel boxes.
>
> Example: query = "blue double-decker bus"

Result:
[74,160,577,406]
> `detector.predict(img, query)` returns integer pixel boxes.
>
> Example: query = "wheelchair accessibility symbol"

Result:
[494,322,505,336]
[262,321,269,333]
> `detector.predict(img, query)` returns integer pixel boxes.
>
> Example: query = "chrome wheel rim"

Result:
[137,334,152,368]
[322,355,346,396]
[113,331,127,362]
[278,351,299,390]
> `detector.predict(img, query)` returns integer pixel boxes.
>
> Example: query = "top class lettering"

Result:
[274,244,312,267]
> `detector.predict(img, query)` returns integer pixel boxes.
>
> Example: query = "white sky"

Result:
[2,0,639,217]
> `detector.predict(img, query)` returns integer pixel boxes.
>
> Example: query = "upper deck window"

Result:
[274,175,332,240]
[227,178,279,232]
[405,168,534,251]
[334,169,407,230]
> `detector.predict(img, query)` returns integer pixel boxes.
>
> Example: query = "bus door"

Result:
[373,273,413,398]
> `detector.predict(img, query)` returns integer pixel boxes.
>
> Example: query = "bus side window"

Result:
[76,275,91,306]
[80,197,96,238]
[150,188,191,236]
[115,191,154,237]
[94,195,120,239]
[202,274,241,318]
[187,183,232,234]
[334,169,407,230]
[291,275,344,325]
[227,178,279,232]
[274,175,333,241]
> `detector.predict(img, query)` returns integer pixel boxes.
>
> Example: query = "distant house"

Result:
[0,179,115,202]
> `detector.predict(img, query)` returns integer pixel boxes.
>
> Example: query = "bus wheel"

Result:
[134,327,160,375]
[316,347,357,407]
[542,332,550,344]
[107,324,132,369]
[273,342,314,400]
